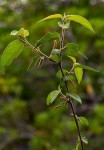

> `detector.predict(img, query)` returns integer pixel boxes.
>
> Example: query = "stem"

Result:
[59,26,84,150]
[19,36,49,59]
[59,63,84,150]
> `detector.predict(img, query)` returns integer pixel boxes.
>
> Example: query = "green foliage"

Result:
[66,15,94,33]
[65,43,87,59]
[46,90,61,105]
[0,40,24,72]
[58,21,70,29]
[74,63,99,72]
[38,14,63,23]
[11,28,29,37]
[34,32,60,48]
[38,14,94,33]
[78,117,89,126]
[81,136,88,144]
[56,69,68,79]
[68,56,76,63]
[74,64,83,84]
[0,2,102,149]
[67,93,82,104]
[27,55,40,71]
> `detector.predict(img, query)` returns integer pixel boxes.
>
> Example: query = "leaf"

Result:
[66,15,94,33]
[56,69,68,79]
[46,90,61,105]
[65,43,87,59]
[81,136,88,144]
[74,63,98,72]
[35,32,60,48]
[11,30,18,36]
[38,14,63,23]
[58,21,70,29]
[27,55,40,71]
[51,54,61,63]
[18,28,29,37]
[0,40,24,70]
[78,117,89,126]
[74,63,83,84]
[68,93,82,104]
[68,56,76,63]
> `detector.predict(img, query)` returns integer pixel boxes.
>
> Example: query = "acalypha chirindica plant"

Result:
[0,13,98,150]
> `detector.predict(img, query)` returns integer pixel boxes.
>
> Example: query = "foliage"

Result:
[0,0,104,150]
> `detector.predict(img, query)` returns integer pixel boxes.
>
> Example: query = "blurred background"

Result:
[0,0,104,149]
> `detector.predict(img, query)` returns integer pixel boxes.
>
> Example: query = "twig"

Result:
[58,24,84,150]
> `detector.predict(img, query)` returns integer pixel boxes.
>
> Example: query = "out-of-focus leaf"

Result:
[81,136,88,144]
[11,28,29,37]
[11,30,18,36]
[27,55,40,71]
[78,116,89,126]
[0,40,24,71]
[35,32,60,48]
[68,93,82,104]
[18,28,29,37]
[38,14,63,23]
[66,15,94,33]
[46,90,61,105]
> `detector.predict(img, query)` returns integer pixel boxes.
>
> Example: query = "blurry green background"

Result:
[0,0,104,150]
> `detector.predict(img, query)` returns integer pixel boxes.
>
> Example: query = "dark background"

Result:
[0,0,104,149]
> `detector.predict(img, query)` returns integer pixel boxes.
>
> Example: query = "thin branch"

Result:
[59,25,84,150]
[18,36,49,59]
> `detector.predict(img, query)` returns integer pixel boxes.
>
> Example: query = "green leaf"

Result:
[56,69,68,79]
[81,136,88,144]
[58,21,70,29]
[78,116,89,126]
[74,63,98,72]
[66,15,94,33]
[68,56,76,63]
[68,93,82,104]
[27,55,40,71]
[46,90,61,105]
[11,30,18,36]
[18,28,29,37]
[35,32,60,48]
[38,14,63,23]
[11,28,29,37]
[51,54,61,63]
[65,43,87,59]
[0,40,24,70]
[74,63,83,84]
